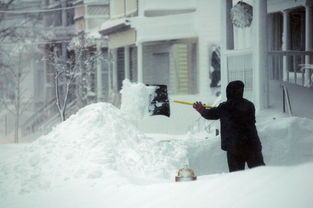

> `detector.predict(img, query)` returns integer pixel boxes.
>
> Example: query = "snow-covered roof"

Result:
[73,0,109,5]
[144,0,196,11]
[267,0,307,13]
[131,13,197,43]
[88,31,101,39]
[84,0,109,3]
[99,18,130,35]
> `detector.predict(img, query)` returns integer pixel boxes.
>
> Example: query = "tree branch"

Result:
[0,99,15,115]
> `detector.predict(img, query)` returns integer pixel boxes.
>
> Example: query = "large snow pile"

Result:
[0,103,188,198]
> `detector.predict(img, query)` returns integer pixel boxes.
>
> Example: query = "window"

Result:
[142,40,197,94]
[169,42,197,94]
[110,0,125,18]
[110,0,137,18]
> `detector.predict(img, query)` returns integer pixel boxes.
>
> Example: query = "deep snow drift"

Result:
[2,162,312,208]
[0,101,313,207]
[0,103,188,198]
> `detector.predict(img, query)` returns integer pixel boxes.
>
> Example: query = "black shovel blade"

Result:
[147,84,170,117]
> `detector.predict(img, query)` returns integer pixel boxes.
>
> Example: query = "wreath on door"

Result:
[230,1,253,28]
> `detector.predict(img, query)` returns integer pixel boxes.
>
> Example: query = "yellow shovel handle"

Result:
[173,100,213,109]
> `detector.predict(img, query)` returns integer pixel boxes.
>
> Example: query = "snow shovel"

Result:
[148,84,213,117]
[172,100,213,109]
[147,84,170,117]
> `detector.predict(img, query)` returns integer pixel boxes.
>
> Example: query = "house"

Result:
[220,0,313,119]
[99,0,221,133]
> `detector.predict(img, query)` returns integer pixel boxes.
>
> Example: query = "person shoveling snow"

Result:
[193,80,265,172]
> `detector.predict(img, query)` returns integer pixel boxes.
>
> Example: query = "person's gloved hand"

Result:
[193,101,205,114]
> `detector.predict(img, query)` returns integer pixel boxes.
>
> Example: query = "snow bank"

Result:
[2,162,313,208]
[184,113,313,175]
[0,103,188,198]
[259,116,313,166]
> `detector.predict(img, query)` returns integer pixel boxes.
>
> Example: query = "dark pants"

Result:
[227,151,265,172]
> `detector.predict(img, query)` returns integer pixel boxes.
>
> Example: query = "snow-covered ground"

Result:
[2,162,312,208]
[0,99,313,207]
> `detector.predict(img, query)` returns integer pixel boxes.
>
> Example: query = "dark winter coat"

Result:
[201,81,262,154]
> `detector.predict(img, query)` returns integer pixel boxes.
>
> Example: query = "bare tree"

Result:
[45,33,102,121]
[0,44,35,143]
[45,45,79,121]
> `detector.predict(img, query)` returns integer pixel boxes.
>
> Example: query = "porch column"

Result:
[61,0,67,27]
[96,42,103,101]
[282,10,290,82]
[305,4,313,87]
[226,0,234,50]
[254,0,268,109]
[111,48,118,91]
[220,0,233,100]
[137,43,143,82]
[124,46,130,80]
[107,49,112,92]
[198,38,209,97]
[138,0,145,17]
[43,47,49,104]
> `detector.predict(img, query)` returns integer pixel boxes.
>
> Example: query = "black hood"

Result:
[226,80,244,100]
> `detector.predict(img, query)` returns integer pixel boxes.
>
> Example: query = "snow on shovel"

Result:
[120,80,213,118]
[120,80,170,118]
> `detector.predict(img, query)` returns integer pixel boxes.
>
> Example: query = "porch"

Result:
[268,50,313,119]
[220,0,313,115]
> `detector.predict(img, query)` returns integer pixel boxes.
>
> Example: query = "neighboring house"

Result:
[99,0,221,133]
[220,0,313,119]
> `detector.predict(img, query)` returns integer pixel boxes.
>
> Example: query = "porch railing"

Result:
[268,50,313,87]
[21,98,80,138]
[21,98,56,137]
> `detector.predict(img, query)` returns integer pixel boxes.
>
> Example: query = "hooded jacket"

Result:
[201,81,262,154]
